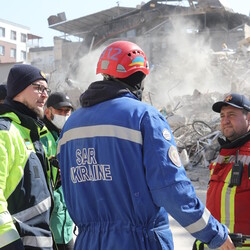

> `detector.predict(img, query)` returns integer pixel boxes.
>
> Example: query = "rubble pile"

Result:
[145,44,250,122]
[143,47,250,170]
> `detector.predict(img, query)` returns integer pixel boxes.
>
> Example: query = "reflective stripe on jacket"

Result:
[0,111,53,249]
[206,138,250,235]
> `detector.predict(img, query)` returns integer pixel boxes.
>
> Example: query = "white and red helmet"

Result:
[96,41,149,79]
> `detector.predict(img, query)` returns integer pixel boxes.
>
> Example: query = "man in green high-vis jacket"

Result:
[0,64,55,249]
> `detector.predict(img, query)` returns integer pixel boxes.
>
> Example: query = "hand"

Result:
[219,235,236,250]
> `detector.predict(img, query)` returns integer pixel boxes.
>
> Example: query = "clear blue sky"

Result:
[1,0,249,47]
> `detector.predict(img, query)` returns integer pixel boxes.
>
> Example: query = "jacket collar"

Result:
[80,80,138,107]
[219,131,250,149]
[0,98,46,134]
[42,116,60,138]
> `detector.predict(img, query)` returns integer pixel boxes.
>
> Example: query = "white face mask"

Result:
[51,114,69,129]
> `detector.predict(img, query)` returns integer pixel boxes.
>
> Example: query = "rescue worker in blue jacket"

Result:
[57,41,235,250]
[0,64,55,249]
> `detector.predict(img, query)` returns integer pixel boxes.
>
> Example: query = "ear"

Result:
[247,112,250,127]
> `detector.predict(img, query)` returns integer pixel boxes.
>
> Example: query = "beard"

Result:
[32,107,44,119]
[22,99,44,119]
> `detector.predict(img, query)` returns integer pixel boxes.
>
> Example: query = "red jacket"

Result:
[206,132,250,234]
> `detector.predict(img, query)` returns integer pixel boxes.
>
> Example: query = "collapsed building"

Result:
[47,0,250,112]
[46,0,250,168]
[49,0,250,52]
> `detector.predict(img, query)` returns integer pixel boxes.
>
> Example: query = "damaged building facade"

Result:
[45,0,250,109]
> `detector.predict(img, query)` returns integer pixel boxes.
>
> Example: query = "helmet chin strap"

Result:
[104,75,144,101]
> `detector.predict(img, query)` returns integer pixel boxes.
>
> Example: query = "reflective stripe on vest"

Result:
[58,125,143,154]
[217,153,250,165]
[220,170,236,232]
[185,207,211,234]
[0,228,20,248]
[219,153,248,232]
[22,235,53,248]
[12,196,51,222]
[0,211,13,226]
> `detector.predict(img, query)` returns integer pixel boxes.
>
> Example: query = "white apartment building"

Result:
[0,18,31,63]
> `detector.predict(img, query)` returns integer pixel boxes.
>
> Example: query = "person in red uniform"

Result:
[194,93,250,249]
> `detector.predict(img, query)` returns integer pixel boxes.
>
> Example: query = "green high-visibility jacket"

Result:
[0,106,54,249]
[41,117,74,245]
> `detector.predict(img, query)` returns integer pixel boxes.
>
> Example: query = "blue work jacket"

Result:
[57,81,227,250]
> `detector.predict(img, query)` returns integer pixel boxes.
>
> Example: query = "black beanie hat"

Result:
[7,64,47,98]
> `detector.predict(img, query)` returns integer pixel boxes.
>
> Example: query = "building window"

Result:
[10,30,16,40]
[0,27,5,37]
[21,50,26,60]
[0,45,5,55]
[21,33,27,43]
[10,48,16,58]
